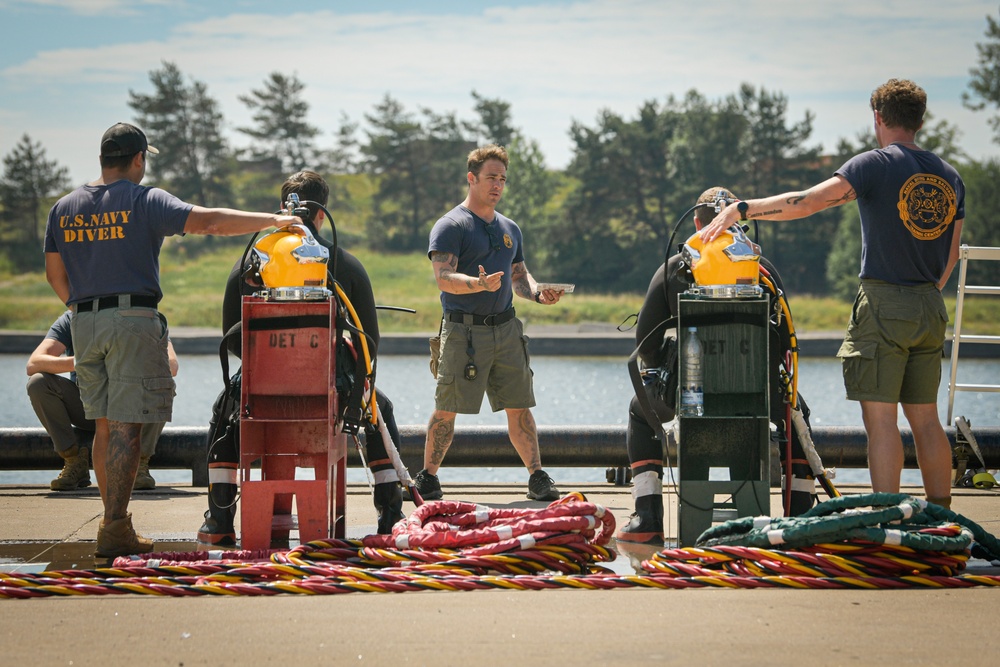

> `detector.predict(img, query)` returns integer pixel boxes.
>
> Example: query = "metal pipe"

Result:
[3,425,999,487]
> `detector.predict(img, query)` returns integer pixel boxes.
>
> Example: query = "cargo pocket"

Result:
[520,334,533,376]
[434,373,455,404]
[836,339,878,395]
[429,335,441,378]
[142,376,176,414]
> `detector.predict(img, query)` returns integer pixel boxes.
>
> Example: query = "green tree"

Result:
[954,158,1000,289]
[563,101,682,290]
[360,95,472,251]
[824,204,862,301]
[237,72,321,174]
[128,61,233,207]
[550,92,754,291]
[465,92,556,263]
[735,84,831,293]
[0,134,70,246]
[469,90,516,148]
[324,112,361,174]
[964,10,1000,145]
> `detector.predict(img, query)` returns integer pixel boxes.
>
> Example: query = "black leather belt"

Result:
[76,294,159,312]
[445,307,515,327]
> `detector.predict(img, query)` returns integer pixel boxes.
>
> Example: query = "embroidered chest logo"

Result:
[503,233,513,249]
[896,174,957,240]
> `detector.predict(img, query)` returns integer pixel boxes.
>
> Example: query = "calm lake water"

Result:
[3,353,999,486]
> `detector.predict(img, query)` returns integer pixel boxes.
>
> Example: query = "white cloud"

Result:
[1,0,997,184]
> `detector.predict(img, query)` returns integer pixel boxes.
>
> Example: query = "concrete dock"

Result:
[1,480,999,666]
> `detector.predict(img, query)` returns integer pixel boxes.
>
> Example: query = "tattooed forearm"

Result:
[511,262,531,299]
[433,251,483,293]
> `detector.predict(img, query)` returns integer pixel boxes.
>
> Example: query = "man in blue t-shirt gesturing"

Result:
[699,79,964,510]
[44,122,301,557]
[416,144,565,503]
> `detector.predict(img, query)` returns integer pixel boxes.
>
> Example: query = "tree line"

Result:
[5,11,1000,297]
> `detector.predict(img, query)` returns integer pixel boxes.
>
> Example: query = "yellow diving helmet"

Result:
[248,223,331,300]
[681,225,762,298]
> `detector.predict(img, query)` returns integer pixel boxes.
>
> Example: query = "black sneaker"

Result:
[526,469,560,501]
[414,469,443,501]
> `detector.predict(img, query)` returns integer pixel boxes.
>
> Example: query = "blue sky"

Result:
[1,0,997,186]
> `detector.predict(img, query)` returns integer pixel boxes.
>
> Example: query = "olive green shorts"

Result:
[71,307,176,423]
[836,280,947,404]
[433,316,535,414]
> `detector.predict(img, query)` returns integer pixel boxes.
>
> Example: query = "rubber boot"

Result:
[374,482,405,535]
[50,445,91,491]
[133,456,156,491]
[615,494,664,546]
[197,481,237,546]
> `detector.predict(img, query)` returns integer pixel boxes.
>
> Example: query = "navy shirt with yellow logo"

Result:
[428,205,524,316]
[836,144,965,286]
[43,179,191,305]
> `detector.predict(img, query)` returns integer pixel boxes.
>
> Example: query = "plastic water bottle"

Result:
[680,327,704,417]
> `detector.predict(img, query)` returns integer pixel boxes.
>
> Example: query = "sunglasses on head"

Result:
[484,220,502,251]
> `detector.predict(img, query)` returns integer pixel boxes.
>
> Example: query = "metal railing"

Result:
[947,245,1000,423]
[5,424,1000,487]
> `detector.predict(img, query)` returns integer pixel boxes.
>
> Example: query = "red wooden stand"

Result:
[239,296,347,550]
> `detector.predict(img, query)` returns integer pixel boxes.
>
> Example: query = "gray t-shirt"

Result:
[427,205,525,316]
[836,144,965,285]
[43,179,191,305]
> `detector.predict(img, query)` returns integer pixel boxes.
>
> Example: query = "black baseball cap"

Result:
[100,122,159,157]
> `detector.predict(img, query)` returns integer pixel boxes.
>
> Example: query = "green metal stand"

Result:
[676,295,771,546]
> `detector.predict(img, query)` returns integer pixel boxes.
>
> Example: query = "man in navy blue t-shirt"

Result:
[699,79,964,510]
[44,122,301,557]
[417,144,565,503]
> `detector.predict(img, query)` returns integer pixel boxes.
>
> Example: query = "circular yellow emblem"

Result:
[503,233,513,249]
[896,174,957,240]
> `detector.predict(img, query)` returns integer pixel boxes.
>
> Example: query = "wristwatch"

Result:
[533,291,542,303]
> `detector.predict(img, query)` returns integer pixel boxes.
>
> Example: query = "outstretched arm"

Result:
[183,207,301,236]
[700,175,855,242]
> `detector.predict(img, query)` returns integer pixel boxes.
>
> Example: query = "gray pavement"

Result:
[1,481,1000,666]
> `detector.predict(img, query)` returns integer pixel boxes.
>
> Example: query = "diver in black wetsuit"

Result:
[616,186,817,545]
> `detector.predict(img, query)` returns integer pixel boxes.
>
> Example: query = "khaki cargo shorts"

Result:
[72,307,176,423]
[434,317,535,414]
[836,279,947,404]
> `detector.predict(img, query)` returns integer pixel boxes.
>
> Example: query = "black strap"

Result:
[219,315,331,386]
[247,314,330,331]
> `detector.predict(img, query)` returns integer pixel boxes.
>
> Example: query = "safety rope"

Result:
[2,494,999,599]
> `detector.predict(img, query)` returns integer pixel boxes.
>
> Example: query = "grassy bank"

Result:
[3,244,999,335]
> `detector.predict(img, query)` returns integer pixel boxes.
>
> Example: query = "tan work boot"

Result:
[95,513,154,558]
[133,456,156,491]
[50,446,91,491]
